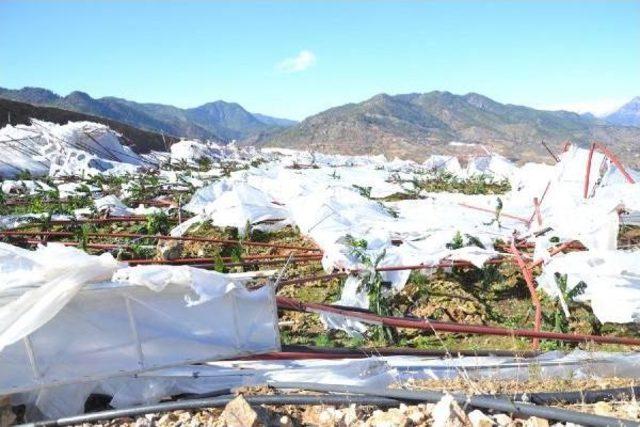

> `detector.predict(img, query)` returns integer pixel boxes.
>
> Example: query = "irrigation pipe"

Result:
[270,382,638,427]
[20,395,404,427]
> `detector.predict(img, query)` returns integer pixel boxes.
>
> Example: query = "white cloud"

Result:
[539,98,628,117]
[276,50,316,73]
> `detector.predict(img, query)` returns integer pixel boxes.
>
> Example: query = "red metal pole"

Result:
[594,143,636,184]
[458,203,530,224]
[0,230,321,252]
[277,296,640,347]
[508,240,542,349]
[583,143,596,199]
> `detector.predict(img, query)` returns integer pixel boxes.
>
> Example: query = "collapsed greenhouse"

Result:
[1,119,640,425]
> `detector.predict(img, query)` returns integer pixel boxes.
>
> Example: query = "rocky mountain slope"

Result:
[605,97,640,127]
[0,97,176,153]
[263,91,640,163]
[0,87,295,142]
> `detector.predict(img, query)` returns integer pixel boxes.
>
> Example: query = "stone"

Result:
[319,407,346,427]
[493,414,513,427]
[468,409,495,427]
[432,394,472,427]
[524,416,549,427]
[365,408,410,427]
[342,404,359,426]
[219,395,261,427]
[403,405,428,425]
[157,412,180,426]
[279,415,294,427]
[156,239,184,260]
[593,401,614,416]
[302,406,325,426]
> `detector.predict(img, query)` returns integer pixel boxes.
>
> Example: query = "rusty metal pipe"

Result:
[277,296,640,347]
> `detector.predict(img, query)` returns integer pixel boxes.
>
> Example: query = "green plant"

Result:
[446,231,464,250]
[352,184,372,199]
[344,235,397,344]
[74,224,91,252]
[551,273,587,333]
[144,211,171,235]
[483,197,503,228]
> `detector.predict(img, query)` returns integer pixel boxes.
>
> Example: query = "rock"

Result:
[302,406,325,426]
[593,401,614,416]
[342,404,359,426]
[219,395,261,427]
[319,407,346,427]
[402,404,428,425]
[279,415,294,427]
[157,412,180,426]
[0,397,16,427]
[493,414,513,427]
[468,409,494,427]
[432,394,471,427]
[365,408,410,427]
[156,239,184,260]
[524,416,549,427]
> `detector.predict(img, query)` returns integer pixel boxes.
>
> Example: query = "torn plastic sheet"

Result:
[12,349,640,420]
[537,249,640,323]
[0,244,281,398]
[0,120,144,178]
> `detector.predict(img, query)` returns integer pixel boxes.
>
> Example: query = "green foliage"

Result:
[483,197,503,228]
[540,273,589,350]
[15,170,32,180]
[196,156,213,171]
[314,334,332,347]
[144,211,171,235]
[446,231,464,250]
[352,184,372,199]
[393,172,511,199]
[213,253,226,273]
[344,235,397,344]
[446,231,485,250]
[74,224,91,252]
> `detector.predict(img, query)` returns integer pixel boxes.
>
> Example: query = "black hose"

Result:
[19,394,403,427]
[524,386,640,406]
[270,382,639,427]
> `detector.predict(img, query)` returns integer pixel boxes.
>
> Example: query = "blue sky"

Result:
[1,1,639,120]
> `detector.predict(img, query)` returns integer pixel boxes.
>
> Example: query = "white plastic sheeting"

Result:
[170,140,258,166]
[0,244,280,399]
[13,349,640,420]
[537,249,640,323]
[172,144,640,330]
[0,120,144,178]
[175,182,291,237]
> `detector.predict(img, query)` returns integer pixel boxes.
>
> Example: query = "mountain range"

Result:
[262,92,640,163]
[0,87,296,142]
[1,86,639,164]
